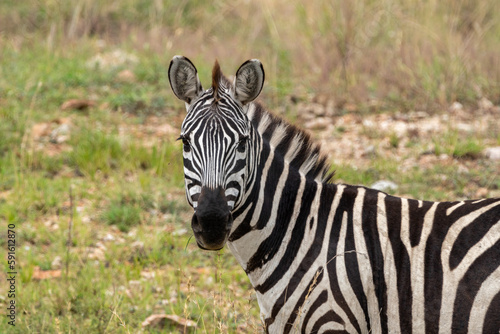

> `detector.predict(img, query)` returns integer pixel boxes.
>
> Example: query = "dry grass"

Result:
[1,0,499,111]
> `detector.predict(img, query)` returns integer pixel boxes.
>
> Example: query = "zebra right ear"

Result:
[234,59,265,105]
[168,56,203,105]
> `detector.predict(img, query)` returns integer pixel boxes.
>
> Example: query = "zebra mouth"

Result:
[191,212,233,251]
[195,240,225,251]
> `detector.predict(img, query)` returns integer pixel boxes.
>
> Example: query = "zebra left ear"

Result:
[234,59,265,105]
[168,56,203,105]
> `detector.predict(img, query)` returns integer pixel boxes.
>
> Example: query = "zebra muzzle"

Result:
[191,186,233,251]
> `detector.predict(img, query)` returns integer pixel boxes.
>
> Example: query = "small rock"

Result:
[116,69,136,83]
[43,219,59,231]
[86,247,105,261]
[157,299,170,306]
[362,145,376,157]
[484,147,500,160]
[371,180,399,192]
[50,123,70,144]
[478,97,494,111]
[31,122,51,140]
[127,229,137,238]
[151,286,163,293]
[304,117,330,130]
[172,228,188,236]
[131,240,144,251]
[325,99,336,117]
[51,256,63,270]
[205,276,214,286]
[456,122,473,132]
[457,165,469,174]
[129,280,142,291]
[141,270,156,279]
[86,50,139,70]
[475,188,489,198]
[408,111,429,120]
[448,101,464,113]
[362,119,375,128]
[101,232,115,241]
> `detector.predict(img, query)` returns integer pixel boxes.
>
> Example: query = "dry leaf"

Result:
[31,122,51,140]
[61,99,96,111]
[116,69,136,82]
[32,266,61,280]
[141,314,197,330]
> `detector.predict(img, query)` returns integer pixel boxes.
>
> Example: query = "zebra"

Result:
[168,55,500,333]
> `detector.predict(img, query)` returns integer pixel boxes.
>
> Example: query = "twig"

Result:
[65,183,74,281]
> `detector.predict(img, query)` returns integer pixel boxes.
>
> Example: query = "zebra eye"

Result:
[237,136,248,153]
[182,138,191,152]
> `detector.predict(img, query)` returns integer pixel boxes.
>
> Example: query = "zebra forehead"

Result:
[184,120,240,144]
[184,109,247,135]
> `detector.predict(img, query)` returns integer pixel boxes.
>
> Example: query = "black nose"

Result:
[191,187,233,250]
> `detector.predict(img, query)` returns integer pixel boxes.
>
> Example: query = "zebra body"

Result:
[168,56,500,333]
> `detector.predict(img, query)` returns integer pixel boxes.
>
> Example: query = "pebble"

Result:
[362,145,376,157]
[304,117,330,130]
[484,147,500,160]
[51,256,63,270]
[172,228,188,236]
[448,101,464,113]
[50,124,70,144]
[475,188,489,198]
[371,180,399,192]
[116,69,136,82]
[131,240,145,251]
[478,97,494,111]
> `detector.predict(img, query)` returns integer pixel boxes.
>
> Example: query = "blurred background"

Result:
[0,1,499,333]
[2,0,500,109]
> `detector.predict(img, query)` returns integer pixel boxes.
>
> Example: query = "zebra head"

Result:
[168,56,264,250]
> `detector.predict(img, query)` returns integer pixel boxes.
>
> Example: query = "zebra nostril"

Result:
[191,213,203,233]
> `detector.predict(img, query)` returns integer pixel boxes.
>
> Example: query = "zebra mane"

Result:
[212,60,232,102]
[248,102,335,184]
[212,60,222,100]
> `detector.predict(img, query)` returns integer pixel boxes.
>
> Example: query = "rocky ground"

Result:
[30,94,500,201]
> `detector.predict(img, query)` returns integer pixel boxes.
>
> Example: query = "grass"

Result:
[0,0,499,333]
[433,129,485,159]
[0,42,264,332]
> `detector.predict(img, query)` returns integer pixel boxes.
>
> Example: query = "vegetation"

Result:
[0,0,498,333]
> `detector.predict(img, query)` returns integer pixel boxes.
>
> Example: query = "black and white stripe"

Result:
[169,56,500,333]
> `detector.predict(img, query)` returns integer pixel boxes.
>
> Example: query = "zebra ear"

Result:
[168,56,203,104]
[234,59,264,105]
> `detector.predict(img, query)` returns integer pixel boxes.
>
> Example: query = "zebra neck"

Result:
[228,155,330,283]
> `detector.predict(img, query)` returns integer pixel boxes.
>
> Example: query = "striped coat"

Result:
[169,56,500,333]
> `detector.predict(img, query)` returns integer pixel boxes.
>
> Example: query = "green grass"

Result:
[433,130,485,159]
[101,202,142,232]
